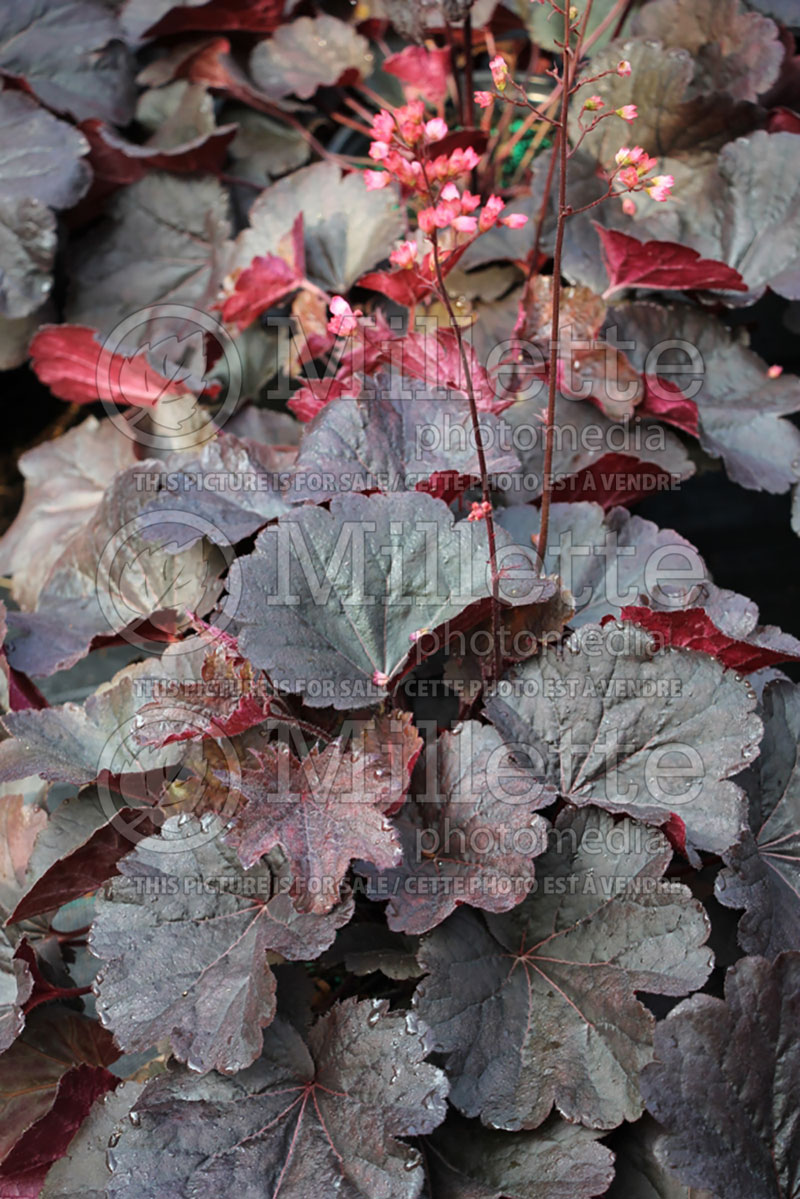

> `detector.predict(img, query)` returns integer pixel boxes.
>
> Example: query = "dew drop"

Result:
[129,1110,141,1127]
[108,1132,121,1148]
[404,1149,422,1172]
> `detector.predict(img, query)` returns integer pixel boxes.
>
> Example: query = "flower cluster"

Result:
[614,146,674,202]
[364,100,482,193]
[363,100,528,244]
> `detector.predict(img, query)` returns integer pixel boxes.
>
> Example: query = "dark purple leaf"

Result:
[89,814,354,1074]
[641,952,800,1199]
[486,622,761,860]
[608,302,800,492]
[228,491,550,709]
[632,0,784,101]
[716,679,800,956]
[218,712,422,912]
[49,998,448,1197]
[288,382,520,505]
[357,721,553,935]
[414,806,712,1130]
[0,0,135,125]
[425,1111,616,1199]
[0,1008,118,1168]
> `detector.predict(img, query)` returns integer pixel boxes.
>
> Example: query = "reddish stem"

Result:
[537,2,573,570]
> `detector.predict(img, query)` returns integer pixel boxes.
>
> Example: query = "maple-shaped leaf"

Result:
[425,1111,616,1199]
[716,679,800,957]
[485,622,762,860]
[0,417,135,611]
[89,814,353,1074]
[0,90,90,212]
[249,15,372,99]
[610,302,800,492]
[614,605,800,674]
[228,491,549,709]
[0,0,135,125]
[52,998,448,1196]
[65,174,231,338]
[3,461,226,678]
[288,382,520,505]
[357,721,554,935]
[632,0,784,102]
[597,228,748,298]
[0,1008,118,1171]
[641,952,800,1199]
[414,806,712,1130]
[0,929,32,1053]
[29,325,198,407]
[229,162,404,294]
[216,713,422,912]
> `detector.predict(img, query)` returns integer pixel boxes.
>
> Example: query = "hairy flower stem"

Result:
[537,3,572,571]
[428,223,503,684]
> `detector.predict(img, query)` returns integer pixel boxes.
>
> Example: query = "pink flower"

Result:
[489,55,508,91]
[583,95,604,111]
[390,240,418,269]
[615,146,632,166]
[768,364,784,378]
[424,117,448,142]
[372,669,390,687]
[460,189,481,212]
[369,140,390,161]
[441,181,460,202]
[617,59,632,76]
[372,110,395,142]
[418,207,436,234]
[616,105,638,122]
[621,196,637,215]
[501,212,529,228]
[479,194,505,232]
[467,500,492,522]
[474,90,493,108]
[619,165,639,189]
[328,296,362,336]
[450,146,481,173]
[364,169,390,190]
[453,214,478,233]
[647,174,674,201]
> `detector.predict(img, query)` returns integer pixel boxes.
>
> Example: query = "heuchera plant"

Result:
[0,0,799,1194]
